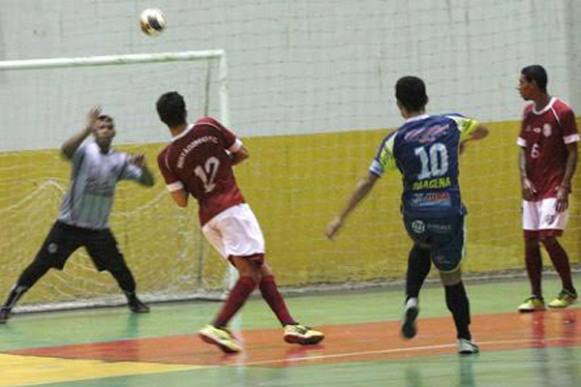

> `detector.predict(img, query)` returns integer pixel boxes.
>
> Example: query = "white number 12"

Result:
[194,156,220,193]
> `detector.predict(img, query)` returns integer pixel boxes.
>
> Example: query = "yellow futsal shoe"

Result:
[284,324,325,345]
[548,289,578,309]
[517,296,545,312]
[199,324,242,353]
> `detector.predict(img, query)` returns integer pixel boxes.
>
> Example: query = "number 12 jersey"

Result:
[158,117,245,225]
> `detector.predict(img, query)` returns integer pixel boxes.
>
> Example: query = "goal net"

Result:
[0,51,232,311]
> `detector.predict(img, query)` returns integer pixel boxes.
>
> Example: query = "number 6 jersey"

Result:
[157,117,245,225]
[517,97,579,200]
[370,113,479,217]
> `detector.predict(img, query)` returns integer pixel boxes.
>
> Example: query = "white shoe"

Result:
[401,297,419,339]
[283,324,325,345]
[458,338,479,355]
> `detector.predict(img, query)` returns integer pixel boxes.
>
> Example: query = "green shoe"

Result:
[199,324,242,353]
[548,289,577,309]
[283,323,325,345]
[517,296,545,312]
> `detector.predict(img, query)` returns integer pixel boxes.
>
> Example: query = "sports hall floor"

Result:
[0,274,579,387]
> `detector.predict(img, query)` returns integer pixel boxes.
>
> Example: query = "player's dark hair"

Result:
[156,91,187,127]
[97,114,114,127]
[521,65,548,92]
[395,76,428,112]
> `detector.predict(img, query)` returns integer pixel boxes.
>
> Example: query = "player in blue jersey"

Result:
[326,76,488,354]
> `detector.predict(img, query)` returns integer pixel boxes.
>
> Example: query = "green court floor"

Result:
[0,274,579,386]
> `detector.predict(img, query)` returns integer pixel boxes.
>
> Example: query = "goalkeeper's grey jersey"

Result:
[57,140,143,230]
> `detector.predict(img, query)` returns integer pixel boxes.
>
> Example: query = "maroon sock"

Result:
[213,276,256,328]
[259,275,296,326]
[544,240,575,293]
[525,242,543,297]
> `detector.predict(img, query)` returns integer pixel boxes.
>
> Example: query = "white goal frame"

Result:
[0,50,232,312]
[0,50,231,128]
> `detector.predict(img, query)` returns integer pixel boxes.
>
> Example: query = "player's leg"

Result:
[0,222,80,323]
[401,243,431,339]
[198,207,259,353]
[199,254,258,353]
[536,199,576,308]
[431,214,478,354]
[257,262,324,345]
[440,270,478,354]
[519,200,545,312]
[401,216,432,339]
[542,235,577,308]
[85,229,149,313]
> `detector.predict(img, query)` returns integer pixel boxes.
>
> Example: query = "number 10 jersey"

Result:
[370,113,479,217]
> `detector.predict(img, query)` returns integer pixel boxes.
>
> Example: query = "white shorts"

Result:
[522,198,568,232]
[202,203,265,259]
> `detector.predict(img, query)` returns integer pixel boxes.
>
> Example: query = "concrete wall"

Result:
[0,0,579,150]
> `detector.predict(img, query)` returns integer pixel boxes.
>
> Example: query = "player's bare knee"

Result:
[440,269,462,286]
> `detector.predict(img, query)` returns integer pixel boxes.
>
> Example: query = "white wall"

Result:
[0,0,578,151]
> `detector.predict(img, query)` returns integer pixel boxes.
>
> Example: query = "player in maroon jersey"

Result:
[156,91,324,353]
[516,65,579,312]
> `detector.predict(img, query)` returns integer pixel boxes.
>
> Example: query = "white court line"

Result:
[239,336,579,367]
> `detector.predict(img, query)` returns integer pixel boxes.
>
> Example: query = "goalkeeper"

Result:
[326,76,488,354]
[0,107,154,324]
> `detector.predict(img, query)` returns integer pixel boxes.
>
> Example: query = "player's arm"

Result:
[129,154,155,187]
[157,150,188,207]
[556,142,578,212]
[326,133,396,239]
[230,144,249,166]
[518,146,536,200]
[61,106,101,159]
[170,188,189,207]
[326,172,380,240]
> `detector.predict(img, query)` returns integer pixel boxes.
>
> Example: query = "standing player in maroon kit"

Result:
[155,91,324,353]
[516,65,579,312]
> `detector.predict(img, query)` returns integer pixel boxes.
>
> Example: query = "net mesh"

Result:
[0,55,228,310]
[0,0,580,311]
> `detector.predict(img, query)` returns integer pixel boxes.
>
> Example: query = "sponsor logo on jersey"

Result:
[410,192,452,207]
[404,124,449,144]
[411,220,426,234]
[47,243,58,254]
[412,177,452,191]
[543,124,552,138]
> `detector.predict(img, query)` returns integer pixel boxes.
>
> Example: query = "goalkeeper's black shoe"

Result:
[128,297,150,313]
[0,308,11,324]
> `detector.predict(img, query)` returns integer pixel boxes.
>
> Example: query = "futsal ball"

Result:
[140,8,166,36]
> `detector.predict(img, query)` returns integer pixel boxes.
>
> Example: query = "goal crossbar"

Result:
[0,50,230,126]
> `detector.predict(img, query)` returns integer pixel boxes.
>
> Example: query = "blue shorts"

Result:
[403,213,465,272]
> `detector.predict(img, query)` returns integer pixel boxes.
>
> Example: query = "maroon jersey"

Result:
[517,98,579,199]
[158,117,245,225]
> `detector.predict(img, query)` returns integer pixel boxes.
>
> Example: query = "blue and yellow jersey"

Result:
[369,114,479,216]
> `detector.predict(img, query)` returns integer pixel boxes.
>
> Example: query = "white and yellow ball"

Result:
[140,8,166,37]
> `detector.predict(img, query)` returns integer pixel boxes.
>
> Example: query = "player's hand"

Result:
[86,106,102,132]
[555,185,570,213]
[521,178,537,201]
[129,154,146,168]
[325,216,344,240]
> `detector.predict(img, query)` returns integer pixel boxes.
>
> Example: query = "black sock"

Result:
[406,245,431,300]
[445,281,471,340]
[109,266,137,297]
[2,260,51,310]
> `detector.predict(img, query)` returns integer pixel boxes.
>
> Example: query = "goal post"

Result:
[0,50,232,312]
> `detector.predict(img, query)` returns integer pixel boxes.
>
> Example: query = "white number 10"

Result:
[194,156,220,193]
[414,143,449,179]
